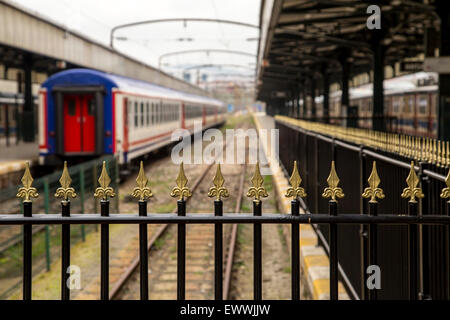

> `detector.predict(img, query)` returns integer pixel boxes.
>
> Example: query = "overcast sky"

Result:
[10,0,261,82]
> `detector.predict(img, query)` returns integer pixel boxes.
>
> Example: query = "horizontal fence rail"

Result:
[276,115,450,300]
[4,137,450,301]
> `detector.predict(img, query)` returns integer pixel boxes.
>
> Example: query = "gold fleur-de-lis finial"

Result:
[170,162,192,200]
[440,169,450,200]
[246,162,268,203]
[208,163,229,201]
[55,161,77,201]
[362,161,385,203]
[322,161,344,201]
[16,162,39,202]
[94,161,116,200]
[284,161,306,200]
[401,161,424,203]
[131,161,153,201]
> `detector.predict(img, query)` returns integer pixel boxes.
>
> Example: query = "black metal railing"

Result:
[276,115,450,300]
[2,210,450,300]
[2,151,450,301]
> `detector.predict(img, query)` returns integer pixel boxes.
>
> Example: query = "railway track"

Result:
[1,117,253,300]
[110,128,249,300]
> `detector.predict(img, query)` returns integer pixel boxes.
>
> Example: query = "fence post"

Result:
[80,165,86,241]
[214,200,223,300]
[139,200,148,300]
[208,164,229,301]
[322,161,345,300]
[284,161,306,300]
[43,178,51,272]
[362,161,385,301]
[131,161,153,300]
[291,199,300,300]
[170,162,192,301]
[359,146,369,300]
[401,161,424,300]
[16,162,38,300]
[94,161,116,300]
[115,157,120,212]
[55,161,77,300]
[246,162,268,301]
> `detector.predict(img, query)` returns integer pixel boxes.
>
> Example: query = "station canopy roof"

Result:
[257,0,439,100]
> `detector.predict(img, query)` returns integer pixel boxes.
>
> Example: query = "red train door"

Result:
[82,95,96,152]
[64,95,82,153]
[63,94,96,153]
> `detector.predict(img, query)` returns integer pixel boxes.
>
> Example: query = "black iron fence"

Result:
[1,136,450,300]
[0,155,119,285]
[276,115,450,300]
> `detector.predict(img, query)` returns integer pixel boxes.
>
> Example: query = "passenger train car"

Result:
[38,69,226,166]
[306,72,438,137]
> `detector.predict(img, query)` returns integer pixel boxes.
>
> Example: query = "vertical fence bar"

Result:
[115,159,120,212]
[61,201,71,300]
[44,179,51,271]
[100,200,109,300]
[291,199,300,300]
[408,201,419,300]
[214,200,223,300]
[177,200,186,300]
[359,149,369,300]
[253,200,262,300]
[93,165,99,232]
[368,201,378,301]
[80,165,86,241]
[139,200,148,300]
[446,201,450,300]
[329,200,338,300]
[23,201,32,300]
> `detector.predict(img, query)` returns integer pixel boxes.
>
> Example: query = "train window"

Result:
[68,100,76,116]
[151,103,155,124]
[157,103,160,123]
[134,102,138,127]
[128,100,133,129]
[164,104,167,122]
[146,103,150,126]
[418,96,427,114]
[140,102,144,127]
[393,98,400,113]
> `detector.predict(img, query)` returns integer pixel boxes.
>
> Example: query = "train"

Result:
[303,71,438,137]
[38,68,227,166]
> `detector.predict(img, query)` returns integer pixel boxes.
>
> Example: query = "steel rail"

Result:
[223,163,246,299]
[108,127,241,299]
[108,158,215,300]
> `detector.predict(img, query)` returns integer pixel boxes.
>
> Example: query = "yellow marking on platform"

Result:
[299,237,317,247]
[300,224,314,232]
[252,113,350,300]
[304,255,329,271]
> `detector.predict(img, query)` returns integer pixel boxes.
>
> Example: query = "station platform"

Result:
[252,112,349,300]
[0,139,38,189]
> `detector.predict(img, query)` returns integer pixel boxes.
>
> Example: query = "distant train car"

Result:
[308,72,438,138]
[38,69,226,166]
